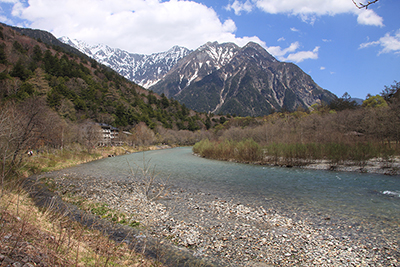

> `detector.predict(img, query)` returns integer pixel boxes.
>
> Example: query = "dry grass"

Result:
[21,145,140,176]
[21,144,170,176]
[0,185,164,267]
[0,145,168,266]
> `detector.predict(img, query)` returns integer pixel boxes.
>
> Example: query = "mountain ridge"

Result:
[60,37,336,116]
[60,37,191,88]
[151,41,336,116]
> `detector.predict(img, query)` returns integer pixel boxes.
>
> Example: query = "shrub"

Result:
[236,139,262,162]
[193,138,261,162]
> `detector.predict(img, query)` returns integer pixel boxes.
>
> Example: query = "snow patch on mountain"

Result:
[199,42,239,69]
[187,69,199,87]
[59,37,191,88]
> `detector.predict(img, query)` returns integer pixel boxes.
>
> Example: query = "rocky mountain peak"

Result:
[242,42,278,63]
[150,41,336,116]
[196,41,240,67]
[60,37,335,116]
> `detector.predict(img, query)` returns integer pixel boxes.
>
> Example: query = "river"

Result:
[51,147,400,265]
[77,147,400,239]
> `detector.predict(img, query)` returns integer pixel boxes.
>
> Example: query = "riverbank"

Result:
[1,144,175,267]
[193,139,400,176]
[39,163,399,266]
[300,157,400,175]
[194,153,400,176]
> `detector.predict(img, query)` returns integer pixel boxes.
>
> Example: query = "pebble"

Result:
[40,171,400,267]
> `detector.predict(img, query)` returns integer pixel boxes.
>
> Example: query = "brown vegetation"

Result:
[0,95,170,266]
[194,97,400,168]
[0,124,175,266]
[0,184,163,266]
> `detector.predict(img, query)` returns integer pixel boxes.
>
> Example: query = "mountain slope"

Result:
[59,37,191,88]
[58,37,335,117]
[0,23,206,131]
[150,42,336,116]
[8,24,91,60]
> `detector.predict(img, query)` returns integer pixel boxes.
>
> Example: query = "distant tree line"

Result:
[194,80,400,166]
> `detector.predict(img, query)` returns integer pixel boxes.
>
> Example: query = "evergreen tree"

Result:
[329,92,359,111]
[11,59,31,81]
[205,117,211,130]
[32,45,43,62]
[161,93,169,108]
[47,90,62,110]
[12,41,26,54]
[0,44,7,64]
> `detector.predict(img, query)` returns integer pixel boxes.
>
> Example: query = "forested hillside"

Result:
[0,23,210,132]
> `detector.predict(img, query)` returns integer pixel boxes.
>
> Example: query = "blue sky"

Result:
[0,0,399,99]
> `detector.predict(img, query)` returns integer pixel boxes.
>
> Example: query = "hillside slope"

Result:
[0,23,206,131]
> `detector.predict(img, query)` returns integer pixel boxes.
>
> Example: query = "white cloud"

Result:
[284,46,319,63]
[225,0,253,15]
[267,41,300,57]
[299,13,316,25]
[290,27,299,32]
[0,14,12,24]
[356,9,383,27]
[277,37,285,42]
[5,0,265,54]
[359,29,400,54]
[230,0,383,26]
[253,0,353,15]
[359,40,379,49]
[267,42,319,63]
[320,66,326,70]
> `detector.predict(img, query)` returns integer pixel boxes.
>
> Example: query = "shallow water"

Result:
[72,147,400,241]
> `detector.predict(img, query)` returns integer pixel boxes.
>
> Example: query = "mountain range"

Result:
[60,37,191,88]
[60,37,336,117]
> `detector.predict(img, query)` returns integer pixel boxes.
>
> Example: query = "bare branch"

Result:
[127,154,169,202]
[352,0,379,9]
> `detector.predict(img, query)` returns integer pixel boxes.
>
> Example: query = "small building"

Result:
[98,123,120,146]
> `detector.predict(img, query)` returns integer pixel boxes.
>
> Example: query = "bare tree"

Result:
[79,121,102,153]
[40,110,68,149]
[352,0,379,9]
[0,104,14,196]
[0,98,51,195]
[132,122,155,146]
[127,155,169,202]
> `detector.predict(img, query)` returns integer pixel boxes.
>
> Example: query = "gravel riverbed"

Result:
[37,164,400,267]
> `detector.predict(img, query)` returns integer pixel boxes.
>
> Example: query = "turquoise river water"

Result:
[77,147,400,242]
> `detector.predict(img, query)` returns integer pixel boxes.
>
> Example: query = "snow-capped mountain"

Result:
[150,41,243,96]
[151,41,336,116]
[59,37,191,88]
[60,37,335,116]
